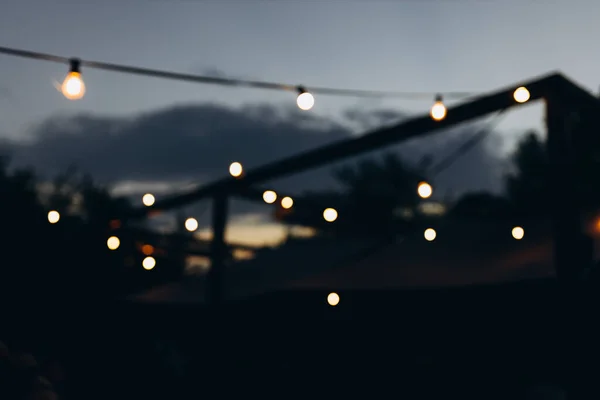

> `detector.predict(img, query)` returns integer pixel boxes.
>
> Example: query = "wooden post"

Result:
[207,192,228,306]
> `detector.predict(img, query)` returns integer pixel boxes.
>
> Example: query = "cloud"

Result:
[4,101,508,219]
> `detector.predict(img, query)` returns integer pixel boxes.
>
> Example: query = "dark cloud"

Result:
[4,102,508,215]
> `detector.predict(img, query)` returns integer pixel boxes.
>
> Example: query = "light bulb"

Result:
[281,196,293,209]
[61,59,85,100]
[327,292,340,306]
[185,217,199,232]
[323,208,338,222]
[107,236,120,250]
[47,210,60,224]
[142,256,156,270]
[229,162,243,177]
[417,182,433,199]
[424,228,436,241]
[296,86,314,111]
[513,87,530,103]
[142,193,155,207]
[430,94,446,121]
[263,190,277,204]
[512,226,524,240]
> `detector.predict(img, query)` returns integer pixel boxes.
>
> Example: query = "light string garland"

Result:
[0,44,481,113]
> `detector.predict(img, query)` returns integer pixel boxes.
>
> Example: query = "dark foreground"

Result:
[3,278,600,399]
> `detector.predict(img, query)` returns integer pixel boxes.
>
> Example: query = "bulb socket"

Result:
[69,58,81,74]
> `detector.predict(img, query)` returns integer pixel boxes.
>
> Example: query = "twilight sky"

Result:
[0,0,598,245]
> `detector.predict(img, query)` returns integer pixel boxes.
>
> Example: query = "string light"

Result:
[323,208,338,222]
[47,210,60,224]
[262,190,277,204]
[185,217,199,232]
[424,228,436,241]
[141,244,154,256]
[430,94,447,121]
[142,193,155,207]
[417,182,433,199]
[107,236,120,250]
[281,196,294,209]
[142,256,156,270]
[229,162,243,178]
[512,226,524,240]
[61,59,85,100]
[296,86,315,111]
[327,292,340,306]
[513,86,530,103]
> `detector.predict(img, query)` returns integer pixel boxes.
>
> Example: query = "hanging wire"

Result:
[0,44,477,99]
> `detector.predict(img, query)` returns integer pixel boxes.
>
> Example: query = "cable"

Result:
[0,44,477,99]
[429,108,508,177]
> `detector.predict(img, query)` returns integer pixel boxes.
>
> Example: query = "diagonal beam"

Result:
[122,71,565,221]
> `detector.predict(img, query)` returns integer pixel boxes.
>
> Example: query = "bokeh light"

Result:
[142,256,156,270]
[424,228,437,241]
[281,196,294,209]
[185,217,199,232]
[512,226,525,240]
[47,210,60,224]
[327,292,340,306]
[263,190,277,204]
[142,193,155,207]
[323,208,338,222]
[106,236,120,250]
[229,162,243,177]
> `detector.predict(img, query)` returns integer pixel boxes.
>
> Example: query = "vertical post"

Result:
[545,95,587,284]
[207,192,229,306]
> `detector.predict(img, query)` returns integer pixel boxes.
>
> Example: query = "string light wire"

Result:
[0,44,477,99]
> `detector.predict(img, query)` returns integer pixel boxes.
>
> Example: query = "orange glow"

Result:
[109,219,121,229]
[142,244,154,255]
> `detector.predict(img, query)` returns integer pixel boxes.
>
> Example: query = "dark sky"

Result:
[0,0,598,244]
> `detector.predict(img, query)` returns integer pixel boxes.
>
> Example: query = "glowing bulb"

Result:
[107,236,120,250]
[417,182,433,199]
[296,86,314,111]
[513,87,530,103]
[263,190,277,204]
[323,208,338,222]
[141,244,154,256]
[424,228,436,241]
[185,217,199,232]
[281,196,294,209]
[430,95,446,121]
[61,59,85,100]
[327,292,340,306]
[142,193,155,207]
[142,256,156,270]
[47,210,60,224]
[229,162,243,177]
[512,226,524,240]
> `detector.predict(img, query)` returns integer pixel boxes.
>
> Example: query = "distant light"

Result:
[142,193,155,207]
[47,210,60,224]
[106,236,120,250]
[263,190,277,204]
[417,182,433,199]
[512,226,524,240]
[296,87,315,111]
[323,208,338,222]
[424,228,437,241]
[142,256,156,270]
[229,162,243,178]
[281,196,294,209]
[141,244,154,256]
[327,292,340,306]
[185,217,199,232]
[513,87,530,103]
[430,95,447,121]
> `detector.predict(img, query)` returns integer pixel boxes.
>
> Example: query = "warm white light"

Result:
[513,87,530,103]
[424,228,436,241]
[263,190,277,204]
[107,236,120,250]
[142,256,156,270]
[185,217,199,232]
[61,61,86,101]
[229,162,243,177]
[430,95,446,121]
[281,196,294,209]
[296,92,315,111]
[142,193,155,207]
[512,226,524,240]
[47,210,60,224]
[323,208,338,222]
[327,292,340,306]
[417,182,433,199]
